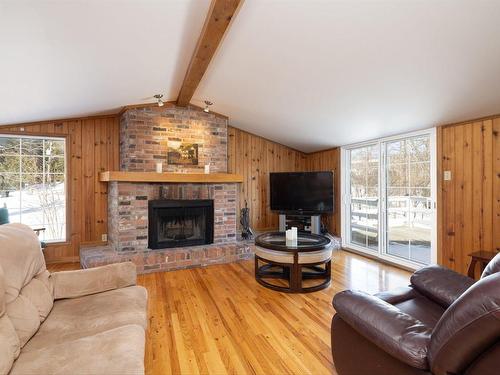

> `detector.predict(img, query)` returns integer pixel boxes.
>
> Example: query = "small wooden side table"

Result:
[467,251,497,278]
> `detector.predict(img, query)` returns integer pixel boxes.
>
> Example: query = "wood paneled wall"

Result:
[227,126,341,235]
[2,116,338,262]
[438,115,500,275]
[227,126,307,231]
[0,115,120,263]
[305,148,341,235]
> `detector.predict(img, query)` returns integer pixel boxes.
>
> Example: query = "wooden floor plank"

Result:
[48,250,410,375]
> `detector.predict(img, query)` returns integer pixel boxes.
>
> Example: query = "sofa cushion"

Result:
[0,264,21,374]
[376,286,419,305]
[393,293,446,328]
[0,315,20,374]
[23,285,147,352]
[0,223,53,347]
[21,270,53,321]
[376,286,446,328]
[5,293,41,347]
[0,224,50,304]
[10,324,145,375]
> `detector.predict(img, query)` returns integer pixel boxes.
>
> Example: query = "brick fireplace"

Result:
[80,105,253,273]
[107,181,240,248]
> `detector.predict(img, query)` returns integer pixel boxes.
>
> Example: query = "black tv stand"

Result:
[278,213,321,234]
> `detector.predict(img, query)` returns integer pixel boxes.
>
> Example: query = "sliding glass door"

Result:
[349,144,379,251]
[385,135,433,264]
[342,129,436,268]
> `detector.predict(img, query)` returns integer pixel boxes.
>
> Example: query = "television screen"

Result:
[270,171,334,214]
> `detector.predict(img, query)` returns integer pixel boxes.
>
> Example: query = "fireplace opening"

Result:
[148,200,214,249]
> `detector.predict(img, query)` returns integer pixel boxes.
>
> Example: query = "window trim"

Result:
[341,128,437,270]
[0,133,69,243]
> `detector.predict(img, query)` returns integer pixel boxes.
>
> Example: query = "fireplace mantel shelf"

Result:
[99,171,243,183]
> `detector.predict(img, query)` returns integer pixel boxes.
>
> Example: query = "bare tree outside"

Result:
[0,136,66,242]
[386,136,431,264]
[349,134,432,264]
[350,144,379,250]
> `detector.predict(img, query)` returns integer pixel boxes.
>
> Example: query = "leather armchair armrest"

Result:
[332,290,432,370]
[410,265,475,308]
[51,262,137,300]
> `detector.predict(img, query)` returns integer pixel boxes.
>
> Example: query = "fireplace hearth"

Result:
[148,199,214,249]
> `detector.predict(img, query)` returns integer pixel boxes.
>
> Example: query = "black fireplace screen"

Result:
[148,200,214,249]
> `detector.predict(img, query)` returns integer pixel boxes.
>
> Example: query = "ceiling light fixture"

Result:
[154,94,164,107]
[204,100,213,113]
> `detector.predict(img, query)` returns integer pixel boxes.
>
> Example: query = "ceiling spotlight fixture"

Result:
[204,100,213,113]
[154,94,164,107]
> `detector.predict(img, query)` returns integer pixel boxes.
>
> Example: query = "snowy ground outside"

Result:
[0,182,66,242]
[351,196,432,264]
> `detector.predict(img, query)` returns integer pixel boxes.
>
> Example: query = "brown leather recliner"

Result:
[331,253,500,375]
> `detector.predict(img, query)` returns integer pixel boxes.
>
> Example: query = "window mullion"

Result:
[365,150,368,248]
[407,140,411,259]
[380,141,385,257]
[42,139,45,232]
[18,139,22,222]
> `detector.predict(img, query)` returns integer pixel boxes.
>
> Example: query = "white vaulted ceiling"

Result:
[2,1,500,152]
[0,0,210,124]
[196,0,500,151]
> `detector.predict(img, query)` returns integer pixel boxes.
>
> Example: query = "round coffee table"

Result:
[254,231,333,293]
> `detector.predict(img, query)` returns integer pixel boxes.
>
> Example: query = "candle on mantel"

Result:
[204,164,210,174]
[156,162,162,173]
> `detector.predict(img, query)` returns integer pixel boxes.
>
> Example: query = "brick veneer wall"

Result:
[108,182,238,252]
[120,106,228,173]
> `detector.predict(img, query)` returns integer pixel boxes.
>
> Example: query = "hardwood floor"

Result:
[48,250,410,375]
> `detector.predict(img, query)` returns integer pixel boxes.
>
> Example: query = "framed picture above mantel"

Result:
[167,141,199,165]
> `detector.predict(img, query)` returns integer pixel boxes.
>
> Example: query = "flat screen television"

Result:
[270,171,334,214]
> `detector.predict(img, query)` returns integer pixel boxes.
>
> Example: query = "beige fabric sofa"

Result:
[0,223,148,375]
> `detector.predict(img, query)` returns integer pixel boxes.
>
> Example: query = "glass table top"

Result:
[255,231,332,252]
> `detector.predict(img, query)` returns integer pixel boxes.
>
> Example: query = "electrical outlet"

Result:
[101,233,108,242]
[444,171,452,181]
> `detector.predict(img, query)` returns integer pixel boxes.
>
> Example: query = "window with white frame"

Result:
[0,135,66,242]
[341,129,436,268]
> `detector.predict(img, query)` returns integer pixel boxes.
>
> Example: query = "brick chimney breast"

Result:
[120,105,228,173]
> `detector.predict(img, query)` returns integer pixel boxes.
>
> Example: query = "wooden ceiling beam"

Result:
[176,0,242,107]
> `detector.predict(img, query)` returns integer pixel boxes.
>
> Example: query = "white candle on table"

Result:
[156,162,162,173]
[286,229,296,247]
